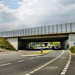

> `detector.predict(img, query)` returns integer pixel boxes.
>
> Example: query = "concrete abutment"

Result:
[6,38,30,50]
[6,38,18,50]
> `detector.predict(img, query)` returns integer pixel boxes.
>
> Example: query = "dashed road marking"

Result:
[64,68,67,70]
[25,50,64,75]
[17,60,24,62]
[60,51,71,75]
[63,70,66,72]
[25,74,30,75]
[29,57,34,60]
[29,56,40,60]
[61,72,65,75]
[0,63,11,67]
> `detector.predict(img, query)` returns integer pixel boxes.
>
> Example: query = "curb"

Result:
[40,50,53,56]
[21,50,53,56]
[21,54,42,56]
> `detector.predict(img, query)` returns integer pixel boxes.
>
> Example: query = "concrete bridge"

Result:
[0,22,75,50]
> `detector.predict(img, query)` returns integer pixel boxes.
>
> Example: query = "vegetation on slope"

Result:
[69,46,75,53]
[0,37,15,51]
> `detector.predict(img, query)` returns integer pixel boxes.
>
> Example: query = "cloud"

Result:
[0,0,75,32]
[0,3,16,23]
[58,0,75,6]
[0,12,17,23]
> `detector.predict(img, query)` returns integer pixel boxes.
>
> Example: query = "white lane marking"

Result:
[63,70,66,72]
[25,50,64,75]
[29,57,34,60]
[29,56,40,60]
[64,68,67,70]
[61,72,65,74]
[0,63,11,67]
[60,51,71,75]
[17,60,24,62]
[29,71,34,73]
[25,74,30,75]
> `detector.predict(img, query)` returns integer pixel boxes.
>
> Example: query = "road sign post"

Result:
[41,47,43,54]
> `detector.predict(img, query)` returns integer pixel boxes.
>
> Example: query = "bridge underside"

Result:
[18,37,68,50]
[6,34,75,50]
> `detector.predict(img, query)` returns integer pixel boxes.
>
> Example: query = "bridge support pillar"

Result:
[69,34,75,48]
[61,39,69,50]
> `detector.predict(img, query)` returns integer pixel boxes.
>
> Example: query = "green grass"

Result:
[23,50,52,55]
[69,46,75,53]
[0,37,15,51]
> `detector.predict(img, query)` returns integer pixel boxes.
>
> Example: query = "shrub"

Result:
[69,46,75,53]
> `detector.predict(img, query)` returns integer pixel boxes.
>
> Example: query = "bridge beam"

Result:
[61,39,69,50]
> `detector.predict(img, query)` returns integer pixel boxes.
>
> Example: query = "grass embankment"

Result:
[23,50,52,55]
[69,46,75,53]
[0,37,15,51]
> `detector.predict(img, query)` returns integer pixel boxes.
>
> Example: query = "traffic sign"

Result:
[74,42,75,45]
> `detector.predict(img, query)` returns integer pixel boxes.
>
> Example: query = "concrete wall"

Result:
[69,34,75,48]
[7,38,18,50]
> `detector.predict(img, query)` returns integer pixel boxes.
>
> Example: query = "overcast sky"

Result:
[0,0,75,32]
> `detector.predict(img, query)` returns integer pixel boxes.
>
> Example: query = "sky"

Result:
[0,0,75,32]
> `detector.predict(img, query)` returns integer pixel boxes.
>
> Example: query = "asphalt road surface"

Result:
[0,50,70,75]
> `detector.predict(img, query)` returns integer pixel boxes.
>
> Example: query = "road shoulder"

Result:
[65,54,75,75]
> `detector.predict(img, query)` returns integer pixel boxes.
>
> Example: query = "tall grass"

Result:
[0,37,15,51]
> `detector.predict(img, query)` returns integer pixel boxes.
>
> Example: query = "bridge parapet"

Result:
[0,22,75,38]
